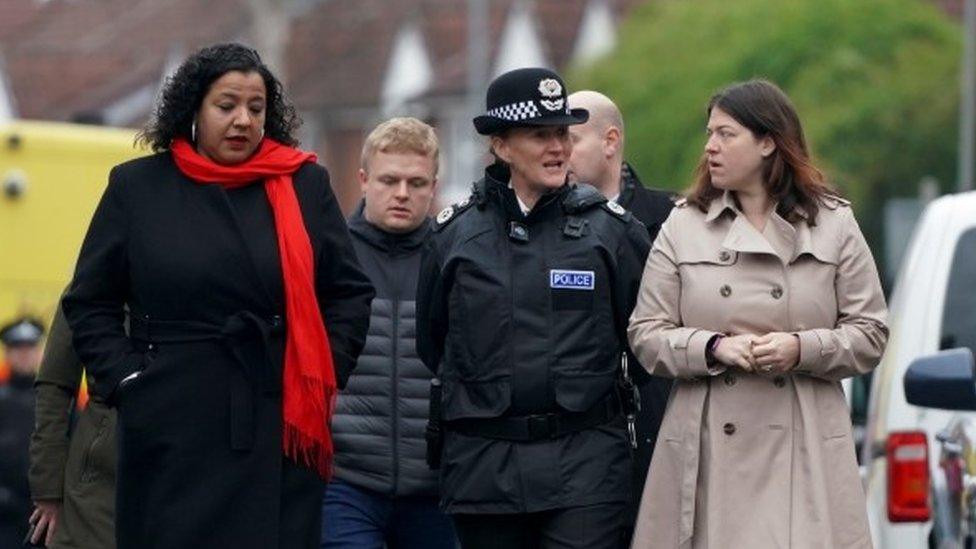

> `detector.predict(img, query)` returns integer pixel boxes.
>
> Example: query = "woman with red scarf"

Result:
[62,43,374,549]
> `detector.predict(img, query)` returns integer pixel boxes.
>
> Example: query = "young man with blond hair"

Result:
[321,117,456,549]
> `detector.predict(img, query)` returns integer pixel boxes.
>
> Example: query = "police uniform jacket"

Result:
[628,191,887,548]
[416,162,651,514]
[62,153,374,549]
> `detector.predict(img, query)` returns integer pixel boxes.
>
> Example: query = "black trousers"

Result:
[452,501,629,549]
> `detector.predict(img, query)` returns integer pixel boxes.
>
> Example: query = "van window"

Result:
[940,227,976,353]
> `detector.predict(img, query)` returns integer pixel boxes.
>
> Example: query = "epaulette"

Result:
[822,194,851,210]
[562,183,607,214]
[433,195,476,231]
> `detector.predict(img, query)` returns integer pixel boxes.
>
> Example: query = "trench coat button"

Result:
[724,373,736,386]
[720,284,732,297]
[774,376,786,388]
[719,250,731,262]
[723,422,736,435]
[771,285,784,299]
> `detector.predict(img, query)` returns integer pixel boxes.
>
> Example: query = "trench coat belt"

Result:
[128,311,285,451]
[678,380,709,545]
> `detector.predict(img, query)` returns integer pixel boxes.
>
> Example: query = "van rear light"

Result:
[887,431,930,522]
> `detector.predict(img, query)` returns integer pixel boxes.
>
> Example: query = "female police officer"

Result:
[416,67,651,549]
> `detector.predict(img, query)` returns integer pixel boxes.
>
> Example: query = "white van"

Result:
[861,190,976,547]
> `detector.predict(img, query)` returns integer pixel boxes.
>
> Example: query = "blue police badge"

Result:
[549,269,595,290]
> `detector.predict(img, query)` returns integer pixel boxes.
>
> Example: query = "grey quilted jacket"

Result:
[332,204,438,496]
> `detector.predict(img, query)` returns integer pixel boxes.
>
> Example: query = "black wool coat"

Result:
[62,152,374,549]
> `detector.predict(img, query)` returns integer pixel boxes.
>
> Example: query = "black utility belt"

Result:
[444,394,621,442]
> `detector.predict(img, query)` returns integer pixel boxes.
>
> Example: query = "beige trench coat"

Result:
[628,191,888,549]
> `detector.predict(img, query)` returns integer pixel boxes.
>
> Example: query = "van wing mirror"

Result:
[904,348,976,410]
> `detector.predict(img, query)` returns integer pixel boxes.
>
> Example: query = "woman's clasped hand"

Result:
[713,332,800,373]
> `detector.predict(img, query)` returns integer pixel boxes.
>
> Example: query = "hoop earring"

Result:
[191,120,197,143]
[259,127,265,140]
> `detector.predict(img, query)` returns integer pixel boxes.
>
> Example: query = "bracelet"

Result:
[706,334,723,363]
[708,334,723,353]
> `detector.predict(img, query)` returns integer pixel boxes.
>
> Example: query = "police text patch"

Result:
[549,270,595,290]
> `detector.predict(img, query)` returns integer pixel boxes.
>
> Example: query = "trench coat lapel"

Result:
[707,192,816,265]
[790,217,818,264]
[707,192,779,258]
[763,214,798,265]
[721,215,778,257]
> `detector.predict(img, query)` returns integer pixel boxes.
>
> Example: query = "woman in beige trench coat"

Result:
[627,80,888,549]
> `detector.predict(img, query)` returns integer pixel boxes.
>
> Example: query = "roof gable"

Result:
[494,0,549,75]
[381,21,434,113]
[571,0,618,66]
[0,57,15,123]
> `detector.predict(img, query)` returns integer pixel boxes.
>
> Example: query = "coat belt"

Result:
[678,380,708,545]
[129,311,284,451]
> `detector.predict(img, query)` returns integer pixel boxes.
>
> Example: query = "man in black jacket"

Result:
[567,90,675,526]
[321,118,456,549]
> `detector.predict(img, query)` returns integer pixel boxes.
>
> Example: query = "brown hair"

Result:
[361,117,439,175]
[687,79,837,225]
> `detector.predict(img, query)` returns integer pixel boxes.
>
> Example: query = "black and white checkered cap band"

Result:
[486,101,540,122]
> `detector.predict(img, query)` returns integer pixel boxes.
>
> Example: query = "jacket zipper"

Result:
[391,295,400,495]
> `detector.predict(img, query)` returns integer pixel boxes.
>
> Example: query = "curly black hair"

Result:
[137,43,301,151]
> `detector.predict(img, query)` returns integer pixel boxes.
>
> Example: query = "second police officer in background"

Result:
[417,67,651,549]
[0,317,45,548]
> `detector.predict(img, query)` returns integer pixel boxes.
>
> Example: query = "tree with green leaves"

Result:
[571,0,961,255]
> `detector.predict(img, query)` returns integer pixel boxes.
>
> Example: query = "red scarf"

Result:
[171,137,336,479]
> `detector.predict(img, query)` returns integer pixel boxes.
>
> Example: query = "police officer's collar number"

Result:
[550,269,595,290]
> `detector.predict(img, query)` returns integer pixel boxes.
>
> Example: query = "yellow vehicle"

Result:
[0,120,144,323]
